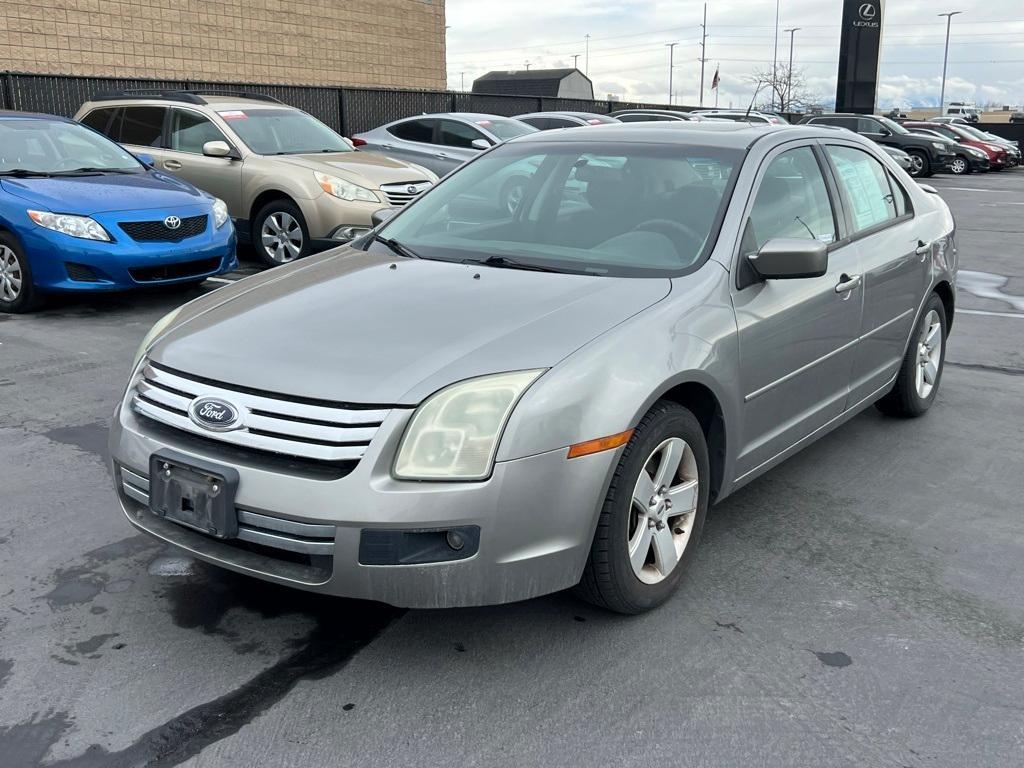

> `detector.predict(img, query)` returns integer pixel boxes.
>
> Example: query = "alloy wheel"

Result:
[260,212,303,263]
[627,437,700,585]
[950,157,967,175]
[0,246,23,301]
[909,155,925,176]
[915,309,943,400]
[505,183,524,214]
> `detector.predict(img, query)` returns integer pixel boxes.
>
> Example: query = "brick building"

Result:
[0,0,447,90]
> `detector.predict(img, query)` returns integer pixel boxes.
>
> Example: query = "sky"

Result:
[444,0,1024,110]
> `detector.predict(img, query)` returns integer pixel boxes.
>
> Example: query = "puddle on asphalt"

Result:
[958,270,1024,312]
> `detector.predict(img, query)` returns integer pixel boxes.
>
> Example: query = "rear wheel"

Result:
[252,200,310,267]
[0,233,40,313]
[876,293,947,418]
[577,401,710,614]
[907,150,931,178]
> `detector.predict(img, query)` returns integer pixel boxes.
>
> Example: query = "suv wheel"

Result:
[253,201,310,266]
[949,155,969,175]
[907,150,930,178]
[0,233,39,313]
[576,401,710,614]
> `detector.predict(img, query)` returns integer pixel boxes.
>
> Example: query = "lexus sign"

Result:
[836,0,885,113]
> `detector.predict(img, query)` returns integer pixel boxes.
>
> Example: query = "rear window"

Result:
[474,118,537,141]
[387,119,435,143]
[80,107,118,135]
[118,106,166,147]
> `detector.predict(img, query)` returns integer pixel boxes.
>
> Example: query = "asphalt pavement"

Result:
[1,172,1022,768]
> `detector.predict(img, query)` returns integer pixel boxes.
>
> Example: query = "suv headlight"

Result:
[314,171,379,203]
[28,210,110,241]
[212,198,229,228]
[966,147,985,158]
[394,370,544,481]
[931,142,947,150]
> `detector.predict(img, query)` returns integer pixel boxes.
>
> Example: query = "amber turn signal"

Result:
[567,429,635,459]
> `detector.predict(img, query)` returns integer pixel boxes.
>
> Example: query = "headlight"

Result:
[931,142,947,150]
[393,370,544,481]
[212,198,229,228]
[314,171,379,203]
[27,210,110,241]
[130,307,182,372]
[966,147,985,158]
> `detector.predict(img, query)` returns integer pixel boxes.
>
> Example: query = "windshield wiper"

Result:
[462,255,566,273]
[372,233,422,260]
[0,168,53,177]
[55,167,136,175]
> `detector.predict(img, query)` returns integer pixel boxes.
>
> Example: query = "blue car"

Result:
[0,111,237,312]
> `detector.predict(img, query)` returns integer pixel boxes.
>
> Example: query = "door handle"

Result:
[835,273,862,294]
[915,240,931,260]
[163,160,182,170]
[380,143,394,149]
[434,152,449,158]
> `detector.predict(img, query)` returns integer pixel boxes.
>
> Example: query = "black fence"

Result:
[0,71,689,136]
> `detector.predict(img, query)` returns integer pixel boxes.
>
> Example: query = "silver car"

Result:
[352,113,537,176]
[111,123,957,614]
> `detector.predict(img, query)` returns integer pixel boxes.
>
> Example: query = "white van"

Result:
[944,104,981,122]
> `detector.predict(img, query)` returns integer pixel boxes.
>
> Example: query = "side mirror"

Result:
[371,207,399,227]
[747,238,828,281]
[877,127,891,136]
[134,153,155,168]
[471,138,491,150]
[203,140,233,158]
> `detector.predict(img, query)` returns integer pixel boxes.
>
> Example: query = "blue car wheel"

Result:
[0,232,39,313]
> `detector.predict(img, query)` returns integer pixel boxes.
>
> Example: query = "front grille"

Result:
[379,180,432,207]
[129,257,221,283]
[65,262,100,282]
[131,360,393,464]
[120,214,207,242]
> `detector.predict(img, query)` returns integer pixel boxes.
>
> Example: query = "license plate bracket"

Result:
[149,451,239,539]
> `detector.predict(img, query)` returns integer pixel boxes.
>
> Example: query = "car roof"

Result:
[507,122,838,150]
[0,110,72,122]
[395,113,523,123]
[515,111,611,120]
[82,91,292,113]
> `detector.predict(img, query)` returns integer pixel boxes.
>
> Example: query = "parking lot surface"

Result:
[1,174,1023,767]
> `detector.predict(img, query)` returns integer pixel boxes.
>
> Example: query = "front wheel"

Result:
[0,232,40,313]
[907,150,931,178]
[876,294,947,417]
[252,200,311,267]
[576,401,710,614]
[949,155,969,175]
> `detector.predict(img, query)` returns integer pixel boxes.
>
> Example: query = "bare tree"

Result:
[747,64,822,113]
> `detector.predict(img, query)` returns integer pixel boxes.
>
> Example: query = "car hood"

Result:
[152,248,671,405]
[906,132,954,146]
[271,152,436,186]
[0,171,206,215]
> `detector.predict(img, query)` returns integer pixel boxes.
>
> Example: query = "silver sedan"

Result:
[110,122,957,613]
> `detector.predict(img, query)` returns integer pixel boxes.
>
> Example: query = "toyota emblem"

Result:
[164,215,182,230]
[858,3,876,20]
[406,185,418,194]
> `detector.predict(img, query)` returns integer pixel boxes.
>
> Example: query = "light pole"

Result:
[525,60,531,71]
[699,3,708,107]
[666,42,678,105]
[938,11,962,113]
[771,0,780,111]
[784,27,800,112]
[585,34,591,75]
[460,71,465,92]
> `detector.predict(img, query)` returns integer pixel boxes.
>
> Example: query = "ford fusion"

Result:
[111,123,957,613]
[0,111,236,313]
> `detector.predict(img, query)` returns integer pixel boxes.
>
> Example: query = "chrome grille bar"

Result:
[379,180,432,207]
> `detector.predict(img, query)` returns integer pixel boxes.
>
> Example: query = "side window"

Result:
[618,114,657,122]
[826,145,899,233]
[80,107,118,136]
[168,109,229,154]
[887,172,913,218]
[387,119,435,143]
[118,106,166,147]
[438,120,487,149]
[857,118,882,134]
[546,118,578,129]
[743,146,838,253]
[520,117,549,130]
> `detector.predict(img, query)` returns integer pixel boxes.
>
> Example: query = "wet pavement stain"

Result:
[714,620,744,634]
[0,658,12,688]
[44,569,404,768]
[64,633,120,659]
[43,421,110,462]
[0,711,75,767]
[41,536,160,610]
[958,270,1024,312]
[809,650,853,668]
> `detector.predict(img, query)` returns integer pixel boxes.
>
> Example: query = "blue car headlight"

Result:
[28,210,110,241]
[212,198,229,229]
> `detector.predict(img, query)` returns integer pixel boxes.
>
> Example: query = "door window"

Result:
[117,106,166,146]
[857,117,884,134]
[546,117,579,129]
[169,109,230,154]
[438,120,488,149]
[387,119,435,143]
[520,117,550,130]
[80,107,118,135]
[743,146,837,253]
[826,146,899,233]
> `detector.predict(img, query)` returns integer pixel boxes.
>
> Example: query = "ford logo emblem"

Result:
[164,215,182,230]
[188,397,242,432]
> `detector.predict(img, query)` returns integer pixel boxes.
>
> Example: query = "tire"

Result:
[907,150,931,178]
[499,177,528,214]
[949,155,969,175]
[251,200,311,267]
[576,401,710,614]
[876,293,947,418]
[0,232,40,313]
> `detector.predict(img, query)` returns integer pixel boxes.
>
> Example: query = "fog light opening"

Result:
[445,530,465,551]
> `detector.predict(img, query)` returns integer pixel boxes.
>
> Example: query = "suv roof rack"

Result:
[90,89,283,105]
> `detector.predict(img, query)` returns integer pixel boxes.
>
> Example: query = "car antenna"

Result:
[746,80,763,119]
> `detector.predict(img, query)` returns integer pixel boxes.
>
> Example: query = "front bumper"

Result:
[933,151,957,171]
[109,400,617,608]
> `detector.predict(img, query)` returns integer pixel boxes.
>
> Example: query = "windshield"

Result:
[474,118,538,142]
[0,119,142,174]
[221,108,351,154]
[959,125,997,142]
[375,142,740,277]
[876,116,909,135]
